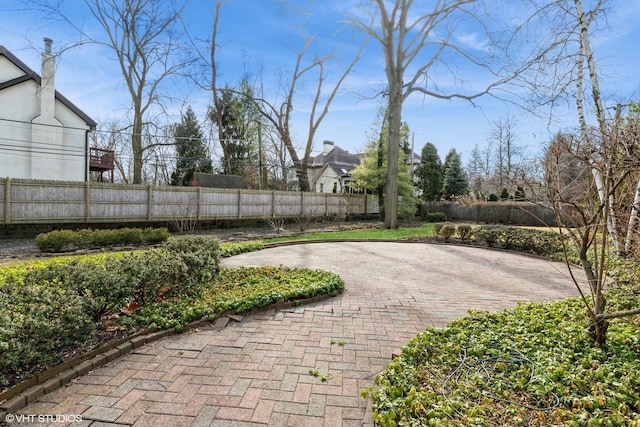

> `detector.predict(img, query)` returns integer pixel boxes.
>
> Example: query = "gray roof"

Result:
[0,45,97,129]
[192,173,247,189]
[309,145,361,171]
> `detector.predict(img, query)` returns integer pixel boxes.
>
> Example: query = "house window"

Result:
[319,183,324,192]
[332,182,338,193]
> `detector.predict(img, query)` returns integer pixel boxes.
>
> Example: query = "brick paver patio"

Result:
[13,242,583,426]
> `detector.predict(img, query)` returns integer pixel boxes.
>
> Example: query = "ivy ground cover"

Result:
[366,286,640,426]
[0,239,344,392]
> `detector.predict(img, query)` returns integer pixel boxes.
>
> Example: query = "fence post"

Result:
[237,189,243,219]
[3,178,10,224]
[147,185,153,221]
[300,191,304,217]
[271,191,276,218]
[325,193,329,217]
[196,187,202,221]
[84,181,91,223]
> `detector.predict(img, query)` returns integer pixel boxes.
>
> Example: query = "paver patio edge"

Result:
[0,294,336,418]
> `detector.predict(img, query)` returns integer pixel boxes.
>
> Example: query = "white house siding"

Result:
[0,84,88,181]
[313,168,341,193]
[0,44,93,182]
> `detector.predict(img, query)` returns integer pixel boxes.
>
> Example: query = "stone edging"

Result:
[0,293,333,416]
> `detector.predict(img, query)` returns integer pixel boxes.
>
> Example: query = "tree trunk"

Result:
[296,167,311,192]
[575,0,622,255]
[132,110,143,184]
[384,84,402,229]
[624,177,640,254]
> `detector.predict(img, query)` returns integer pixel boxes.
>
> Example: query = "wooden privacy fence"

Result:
[1,178,379,225]
[422,201,557,227]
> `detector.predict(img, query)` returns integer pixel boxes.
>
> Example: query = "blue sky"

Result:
[2,0,639,165]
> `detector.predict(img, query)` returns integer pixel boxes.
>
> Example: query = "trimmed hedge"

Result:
[34,227,170,253]
[0,235,220,377]
[472,225,563,256]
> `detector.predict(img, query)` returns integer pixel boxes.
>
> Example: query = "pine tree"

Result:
[171,106,212,186]
[414,142,442,201]
[441,149,468,199]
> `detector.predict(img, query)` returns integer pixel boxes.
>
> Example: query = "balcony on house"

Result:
[89,147,115,182]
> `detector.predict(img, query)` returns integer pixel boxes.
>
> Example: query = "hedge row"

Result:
[432,223,564,256]
[34,227,170,253]
[0,235,220,377]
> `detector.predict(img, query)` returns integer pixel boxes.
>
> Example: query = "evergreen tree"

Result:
[466,143,485,197]
[414,142,442,201]
[351,121,417,219]
[441,149,469,199]
[171,106,212,186]
[209,80,259,180]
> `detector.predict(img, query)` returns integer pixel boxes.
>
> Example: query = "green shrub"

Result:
[163,235,221,286]
[220,241,264,258]
[115,250,186,305]
[35,229,77,252]
[424,211,447,222]
[439,223,457,240]
[471,225,563,255]
[488,193,499,202]
[22,259,133,320]
[0,279,94,374]
[34,227,170,253]
[472,224,503,247]
[91,228,123,247]
[457,224,472,241]
[142,227,170,244]
[432,222,445,236]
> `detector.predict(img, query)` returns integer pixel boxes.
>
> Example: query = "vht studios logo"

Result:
[4,413,83,424]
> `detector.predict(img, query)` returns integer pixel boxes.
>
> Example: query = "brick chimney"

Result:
[39,37,56,121]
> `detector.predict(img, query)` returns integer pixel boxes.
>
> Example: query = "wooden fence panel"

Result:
[422,201,557,226]
[10,180,85,222]
[239,190,276,218]
[149,186,200,220]
[1,178,379,225]
[198,189,240,218]
[89,184,149,221]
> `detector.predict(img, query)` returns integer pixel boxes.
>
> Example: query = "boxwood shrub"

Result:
[35,227,170,253]
[0,279,94,376]
[472,225,563,256]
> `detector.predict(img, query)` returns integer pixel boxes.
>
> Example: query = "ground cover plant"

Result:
[0,237,340,392]
[364,289,640,426]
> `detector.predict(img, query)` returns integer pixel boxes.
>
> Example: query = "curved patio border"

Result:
[5,242,583,426]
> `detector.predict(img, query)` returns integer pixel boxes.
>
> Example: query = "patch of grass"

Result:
[264,223,435,243]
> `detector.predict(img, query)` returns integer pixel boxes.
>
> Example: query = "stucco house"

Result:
[306,140,362,193]
[0,39,102,182]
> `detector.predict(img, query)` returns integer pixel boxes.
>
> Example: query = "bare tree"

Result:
[489,115,521,193]
[349,1,515,229]
[198,1,365,192]
[254,34,367,192]
[539,0,640,345]
[30,0,193,184]
[466,144,484,196]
